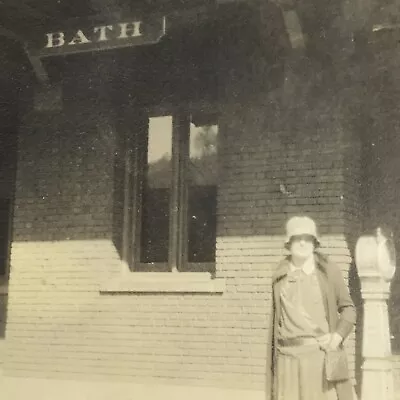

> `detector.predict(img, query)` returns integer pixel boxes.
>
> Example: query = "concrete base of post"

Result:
[361,359,394,400]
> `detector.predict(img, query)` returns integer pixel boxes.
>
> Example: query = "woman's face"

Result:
[289,235,315,260]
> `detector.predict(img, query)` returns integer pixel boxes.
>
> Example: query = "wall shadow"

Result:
[346,239,363,398]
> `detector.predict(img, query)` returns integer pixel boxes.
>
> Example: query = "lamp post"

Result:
[355,227,396,400]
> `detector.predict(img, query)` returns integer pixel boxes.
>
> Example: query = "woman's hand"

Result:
[327,332,343,351]
[317,332,343,351]
[317,333,332,351]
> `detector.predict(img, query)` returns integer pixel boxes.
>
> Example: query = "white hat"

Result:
[285,216,320,246]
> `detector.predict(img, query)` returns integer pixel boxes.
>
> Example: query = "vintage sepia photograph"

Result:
[0,0,398,399]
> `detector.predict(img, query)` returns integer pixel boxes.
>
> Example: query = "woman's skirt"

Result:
[275,343,338,400]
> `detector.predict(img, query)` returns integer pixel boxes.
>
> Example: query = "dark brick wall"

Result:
[13,103,115,242]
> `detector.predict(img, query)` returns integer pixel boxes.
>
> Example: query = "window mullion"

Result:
[121,134,133,267]
[178,114,190,270]
[131,113,148,270]
[169,112,189,272]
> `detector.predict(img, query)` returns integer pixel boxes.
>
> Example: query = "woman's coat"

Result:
[266,252,357,400]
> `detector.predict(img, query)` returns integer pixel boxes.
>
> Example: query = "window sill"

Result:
[100,272,225,294]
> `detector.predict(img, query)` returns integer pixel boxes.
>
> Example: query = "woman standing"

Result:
[267,216,356,400]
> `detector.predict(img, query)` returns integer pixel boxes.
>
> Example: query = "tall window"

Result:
[121,111,218,273]
[140,116,173,264]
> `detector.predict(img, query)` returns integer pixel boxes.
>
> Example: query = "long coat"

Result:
[266,252,357,400]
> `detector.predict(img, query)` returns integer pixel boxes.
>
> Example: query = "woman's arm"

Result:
[332,264,357,340]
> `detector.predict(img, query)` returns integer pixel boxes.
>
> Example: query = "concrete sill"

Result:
[100,272,226,294]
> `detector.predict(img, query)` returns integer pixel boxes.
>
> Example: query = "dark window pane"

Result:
[188,186,217,263]
[187,123,218,263]
[140,116,172,263]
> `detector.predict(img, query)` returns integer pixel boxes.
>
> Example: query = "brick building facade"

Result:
[0,1,399,399]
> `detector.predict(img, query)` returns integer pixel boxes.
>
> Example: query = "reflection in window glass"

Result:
[140,116,172,263]
[187,123,218,263]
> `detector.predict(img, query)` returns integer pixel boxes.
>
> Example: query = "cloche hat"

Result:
[285,216,320,247]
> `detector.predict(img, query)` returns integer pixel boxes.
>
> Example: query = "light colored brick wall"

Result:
[5,86,361,394]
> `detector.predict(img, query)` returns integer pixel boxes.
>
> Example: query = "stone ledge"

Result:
[100,272,226,294]
[0,374,264,400]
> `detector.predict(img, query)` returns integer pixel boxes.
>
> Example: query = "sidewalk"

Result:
[0,371,265,400]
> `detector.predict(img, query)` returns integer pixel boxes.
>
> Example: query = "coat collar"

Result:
[272,251,329,283]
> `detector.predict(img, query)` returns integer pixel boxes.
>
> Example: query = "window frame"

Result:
[121,105,219,274]
[0,197,12,292]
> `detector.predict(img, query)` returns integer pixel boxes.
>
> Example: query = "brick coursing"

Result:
[13,109,115,242]
[5,79,362,394]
